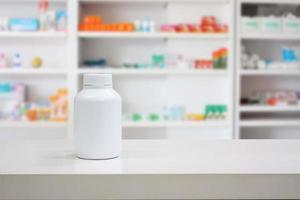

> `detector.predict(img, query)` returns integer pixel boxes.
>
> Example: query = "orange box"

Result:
[27,110,37,121]
[84,16,102,25]
[94,24,101,31]
[86,24,93,31]
[99,24,105,31]
[111,24,118,31]
[84,16,93,24]
[94,16,102,24]
[212,51,221,59]
[79,15,137,32]
[104,24,111,31]
[79,24,85,31]
[117,24,126,31]
[125,23,134,32]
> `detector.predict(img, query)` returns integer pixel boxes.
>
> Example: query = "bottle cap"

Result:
[83,73,112,88]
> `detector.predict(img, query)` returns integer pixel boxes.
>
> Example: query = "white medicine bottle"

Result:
[74,73,122,160]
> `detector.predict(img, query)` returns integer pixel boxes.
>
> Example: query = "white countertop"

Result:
[1,139,300,175]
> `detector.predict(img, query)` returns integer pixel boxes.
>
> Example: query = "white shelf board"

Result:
[240,0,300,4]
[0,32,67,38]
[240,119,300,127]
[0,121,227,129]
[79,0,230,4]
[0,68,67,75]
[122,121,229,128]
[78,68,227,76]
[78,32,229,40]
[240,33,300,40]
[0,121,67,128]
[240,70,300,76]
[0,0,65,3]
[240,106,300,113]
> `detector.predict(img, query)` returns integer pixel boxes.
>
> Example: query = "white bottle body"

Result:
[74,86,122,160]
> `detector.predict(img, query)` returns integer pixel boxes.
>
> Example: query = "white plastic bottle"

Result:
[74,73,122,160]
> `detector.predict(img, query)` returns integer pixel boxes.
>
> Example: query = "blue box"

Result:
[9,18,39,32]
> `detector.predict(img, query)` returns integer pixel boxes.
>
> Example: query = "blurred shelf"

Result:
[79,0,230,4]
[240,70,300,76]
[78,68,227,76]
[0,121,227,128]
[240,33,300,40]
[78,32,230,40]
[0,0,66,3]
[240,119,300,127]
[240,106,300,112]
[0,121,67,128]
[0,32,67,38]
[240,0,300,4]
[0,68,67,75]
[122,121,229,128]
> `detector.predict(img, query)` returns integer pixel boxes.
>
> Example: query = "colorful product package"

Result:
[9,18,39,31]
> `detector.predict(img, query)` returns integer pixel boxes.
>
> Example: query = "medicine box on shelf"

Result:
[241,17,261,33]
[261,17,282,33]
[282,16,300,33]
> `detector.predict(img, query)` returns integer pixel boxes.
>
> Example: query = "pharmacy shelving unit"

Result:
[0,0,234,140]
[72,0,235,139]
[0,0,70,138]
[236,0,300,139]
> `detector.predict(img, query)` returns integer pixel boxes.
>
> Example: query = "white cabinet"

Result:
[236,0,300,139]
